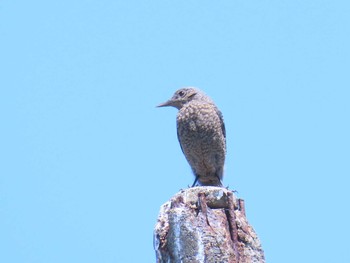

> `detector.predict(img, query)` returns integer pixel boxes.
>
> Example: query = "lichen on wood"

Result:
[154,186,265,263]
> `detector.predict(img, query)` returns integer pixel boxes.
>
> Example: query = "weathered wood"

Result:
[154,187,265,263]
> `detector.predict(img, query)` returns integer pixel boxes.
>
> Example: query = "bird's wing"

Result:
[217,109,226,141]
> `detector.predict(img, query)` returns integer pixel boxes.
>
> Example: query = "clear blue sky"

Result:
[1,1,349,262]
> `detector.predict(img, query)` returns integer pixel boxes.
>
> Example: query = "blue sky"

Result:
[1,1,349,262]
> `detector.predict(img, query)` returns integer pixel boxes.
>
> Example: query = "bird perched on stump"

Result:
[158,87,226,187]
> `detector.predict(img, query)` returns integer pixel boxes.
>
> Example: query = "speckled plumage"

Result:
[158,87,226,186]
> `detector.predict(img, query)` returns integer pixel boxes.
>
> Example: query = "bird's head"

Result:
[157,87,201,109]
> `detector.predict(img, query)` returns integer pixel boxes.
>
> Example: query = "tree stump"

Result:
[154,187,265,263]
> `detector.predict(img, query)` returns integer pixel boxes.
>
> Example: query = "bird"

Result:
[157,87,226,187]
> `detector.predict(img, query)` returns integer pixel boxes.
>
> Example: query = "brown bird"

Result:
[158,87,226,187]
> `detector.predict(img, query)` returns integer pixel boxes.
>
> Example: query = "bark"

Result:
[154,187,265,263]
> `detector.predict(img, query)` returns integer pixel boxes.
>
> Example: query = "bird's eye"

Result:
[179,91,185,97]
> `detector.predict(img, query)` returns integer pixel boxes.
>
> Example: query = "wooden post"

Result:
[154,187,265,263]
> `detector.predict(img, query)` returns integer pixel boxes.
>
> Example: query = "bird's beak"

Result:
[157,100,172,107]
